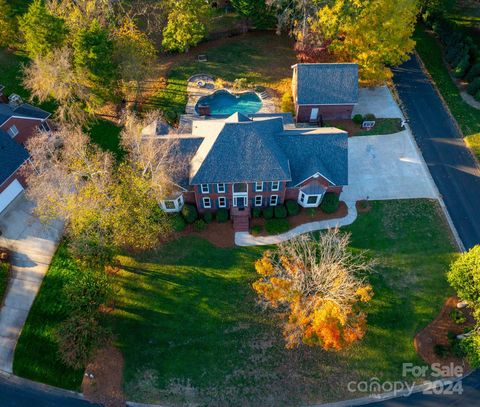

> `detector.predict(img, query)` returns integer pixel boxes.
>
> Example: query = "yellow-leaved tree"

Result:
[253,229,374,350]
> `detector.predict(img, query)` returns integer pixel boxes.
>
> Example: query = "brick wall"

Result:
[0,117,44,144]
[296,104,354,122]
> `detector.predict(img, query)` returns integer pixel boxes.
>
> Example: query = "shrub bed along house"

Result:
[320,193,340,214]
[216,208,229,223]
[286,200,300,216]
[171,214,186,232]
[274,205,287,219]
[181,204,198,224]
[203,212,213,224]
[262,206,274,220]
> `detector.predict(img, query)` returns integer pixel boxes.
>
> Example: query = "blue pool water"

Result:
[195,90,262,115]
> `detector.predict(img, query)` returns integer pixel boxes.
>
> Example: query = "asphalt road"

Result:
[0,374,99,407]
[373,370,480,407]
[393,54,480,250]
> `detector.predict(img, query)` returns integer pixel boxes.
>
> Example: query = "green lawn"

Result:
[445,0,480,46]
[14,199,456,404]
[13,244,84,390]
[147,33,296,123]
[413,26,480,159]
[0,262,9,304]
[355,118,403,136]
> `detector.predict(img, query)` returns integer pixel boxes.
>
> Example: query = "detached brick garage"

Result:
[291,63,359,122]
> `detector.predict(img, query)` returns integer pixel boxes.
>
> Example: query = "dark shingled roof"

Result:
[206,112,294,125]
[0,102,50,125]
[277,129,348,186]
[171,137,204,188]
[0,129,29,185]
[294,63,358,105]
[190,117,291,185]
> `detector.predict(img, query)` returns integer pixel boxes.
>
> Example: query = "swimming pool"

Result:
[195,90,262,116]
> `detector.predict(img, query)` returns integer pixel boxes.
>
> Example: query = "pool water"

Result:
[196,90,263,115]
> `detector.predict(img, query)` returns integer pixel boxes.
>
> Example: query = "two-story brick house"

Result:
[154,112,348,231]
[0,90,51,214]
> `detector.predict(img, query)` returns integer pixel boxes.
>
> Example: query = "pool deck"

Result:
[179,74,277,131]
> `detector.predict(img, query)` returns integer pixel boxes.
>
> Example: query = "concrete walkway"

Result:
[0,195,63,373]
[235,201,357,246]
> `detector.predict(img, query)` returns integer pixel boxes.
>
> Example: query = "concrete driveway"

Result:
[352,86,404,118]
[342,131,439,201]
[0,195,63,373]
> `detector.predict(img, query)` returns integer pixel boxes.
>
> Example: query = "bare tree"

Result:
[253,229,375,349]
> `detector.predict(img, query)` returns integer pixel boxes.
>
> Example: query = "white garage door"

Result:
[0,179,24,214]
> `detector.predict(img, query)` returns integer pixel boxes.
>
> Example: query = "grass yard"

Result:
[0,262,9,304]
[13,244,84,390]
[413,26,480,159]
[13,200,457,404]
[444,0,480,46]
[355,118,403,136]
[146,32,296,123]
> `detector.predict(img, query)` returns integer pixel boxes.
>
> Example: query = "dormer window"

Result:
[200,184,209,194]
[255,182,263,192]
[7,125,18,138]
[271,181,280,191]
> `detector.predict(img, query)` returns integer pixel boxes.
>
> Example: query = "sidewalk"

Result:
[0,195,63,373]
[235,201,357,246]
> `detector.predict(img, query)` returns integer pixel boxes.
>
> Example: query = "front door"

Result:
[233,195,248,208]
[310,107,319,122]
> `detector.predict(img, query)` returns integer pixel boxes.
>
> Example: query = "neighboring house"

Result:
[155,112,348,231]
[0,90,51,214]
[291,63,358,123]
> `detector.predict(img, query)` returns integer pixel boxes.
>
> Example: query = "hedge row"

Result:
[170,204,229,232]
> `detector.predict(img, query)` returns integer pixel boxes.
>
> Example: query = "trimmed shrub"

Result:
[250,225,262,236]
[353,114,363,124]
[320,192,340,214]
[262,206,274,220]
[467,78,480,96]
[171,214,186,232]
[281,91,295,114]
[252,207,262,218]
[193,219,207,232]
[364,113,376,121]
[265,218,290,235]
[233,77,249,90]
[434,344,450,358]
[466,63,480,82]
[203,211,213,224]
[453,54,471,78]
[216,208,229,223]
[181,204,198,224]
[286,200,300,216]
[274,205,287,218]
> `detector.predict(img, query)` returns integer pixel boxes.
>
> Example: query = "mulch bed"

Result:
[414,296,474,375]
[82,345,126,407]
[356,200,372,213]
[251,202,348,237]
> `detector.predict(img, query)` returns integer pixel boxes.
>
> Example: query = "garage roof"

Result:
[0,129,29,186]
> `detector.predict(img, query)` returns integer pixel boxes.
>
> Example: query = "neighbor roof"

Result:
[0,129,29,185]
[293,63,358,105]
[0,102,50,126]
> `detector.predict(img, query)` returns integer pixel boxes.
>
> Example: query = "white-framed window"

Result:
[7,125,18,138]
[217,183,226,193]
[200,184,209,194]
[270,195,279,206]
[202,197,212,208]
[255,182,263,192]
[300,192,306,203]
[271,181,280,191]
[160,195,184,213]
[218,197,227,208]
[255,196,263,207]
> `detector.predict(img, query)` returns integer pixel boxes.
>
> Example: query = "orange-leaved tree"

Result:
[253,229,374,350]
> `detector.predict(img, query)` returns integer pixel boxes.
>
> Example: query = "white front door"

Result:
[310,108,319,121]
[0,179,24,214]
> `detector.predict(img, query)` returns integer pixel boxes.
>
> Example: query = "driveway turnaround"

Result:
[352,86,403,118]
[393,54,480,250]
[0,195,63,373]
[342,131,438,202]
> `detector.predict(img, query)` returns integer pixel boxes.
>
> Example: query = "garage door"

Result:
[0,179,24,214]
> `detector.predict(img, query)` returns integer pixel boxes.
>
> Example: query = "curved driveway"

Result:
[393,54,480,250]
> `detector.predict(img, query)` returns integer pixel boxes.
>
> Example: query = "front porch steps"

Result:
[231,207,250,232]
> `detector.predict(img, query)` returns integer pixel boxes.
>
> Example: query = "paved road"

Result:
[373,370,480,407]
[393,54,480,250]
[0,374,98,407]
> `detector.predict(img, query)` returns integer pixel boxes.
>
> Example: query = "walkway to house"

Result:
[0,195,63,373]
